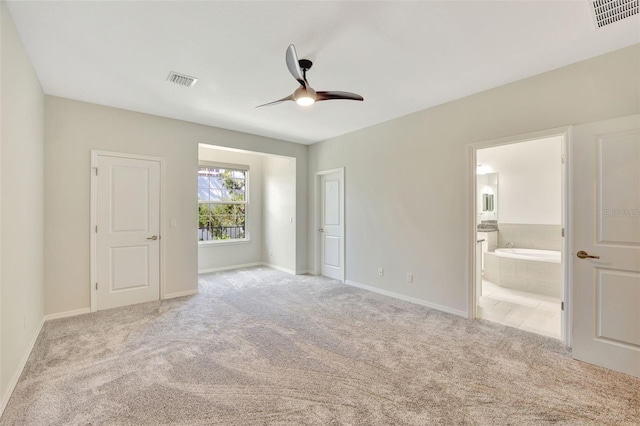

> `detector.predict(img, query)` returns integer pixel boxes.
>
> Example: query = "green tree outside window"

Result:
[198,167,247,241]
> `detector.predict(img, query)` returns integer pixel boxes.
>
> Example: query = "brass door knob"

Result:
[577,250,599,259]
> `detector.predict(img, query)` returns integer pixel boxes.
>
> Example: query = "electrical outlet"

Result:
[407,273,413,283]
[378,268,384,277]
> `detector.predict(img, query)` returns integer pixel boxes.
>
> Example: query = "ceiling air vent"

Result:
[167,71,198,87]
[591,0,638,28]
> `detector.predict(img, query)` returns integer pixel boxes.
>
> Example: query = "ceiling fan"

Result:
[257,44,364,108]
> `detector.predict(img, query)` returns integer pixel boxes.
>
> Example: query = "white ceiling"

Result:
[6,1,639,145]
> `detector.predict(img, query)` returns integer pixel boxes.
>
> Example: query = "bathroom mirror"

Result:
[477,172,498,224]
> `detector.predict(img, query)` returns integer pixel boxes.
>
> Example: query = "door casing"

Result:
[314,167,345,282]
[90,150,165,312]
[467,127,571,346]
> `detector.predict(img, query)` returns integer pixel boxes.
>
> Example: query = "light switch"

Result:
[170,218,177,228]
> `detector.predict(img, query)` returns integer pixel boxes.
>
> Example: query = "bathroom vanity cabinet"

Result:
[477,231,498,254]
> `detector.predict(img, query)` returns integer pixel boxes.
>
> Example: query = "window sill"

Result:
[198,239,251,247]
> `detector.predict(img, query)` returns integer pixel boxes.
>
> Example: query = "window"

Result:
[198,164,248,242]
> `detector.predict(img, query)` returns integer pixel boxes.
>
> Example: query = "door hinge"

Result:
[561,301,564,311]
[95,225,98,233]
[561,154,565,164]
[561,228,565,237]
[94,167,98,176]
[95,282,98,290]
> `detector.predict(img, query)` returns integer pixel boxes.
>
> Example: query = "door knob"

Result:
[577,250,599,259]
[147,235,159,241]
[319,228,324,233]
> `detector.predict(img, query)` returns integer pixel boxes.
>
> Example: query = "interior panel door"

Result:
[320,171,344,281]
[572,115,640,377]
[96,155,160,310]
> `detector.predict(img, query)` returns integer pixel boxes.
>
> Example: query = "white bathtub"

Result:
[494,248,561,264]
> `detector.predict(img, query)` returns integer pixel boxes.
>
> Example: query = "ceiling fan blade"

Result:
[316,91,364,102]
[286,44,306,87]
[256,94,294,108]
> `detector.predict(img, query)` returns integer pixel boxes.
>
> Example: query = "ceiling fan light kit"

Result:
[257,44,363,108]
[294,86,316,106]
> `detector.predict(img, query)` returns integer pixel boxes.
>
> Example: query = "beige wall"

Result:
[44,97,308,315]
[308,44,640,315]
[0,0,45,408]
[263,155,296,273]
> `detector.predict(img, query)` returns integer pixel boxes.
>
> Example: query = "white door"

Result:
[319,170,344,281]
[96,154,161,310]
[572,115,640,377]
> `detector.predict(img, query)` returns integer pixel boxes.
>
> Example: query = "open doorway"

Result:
[471,133,568,341]
[197,144,296,275]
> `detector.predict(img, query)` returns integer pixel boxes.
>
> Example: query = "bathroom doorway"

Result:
[469,130,568,342]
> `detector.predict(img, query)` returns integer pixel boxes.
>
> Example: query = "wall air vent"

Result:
[591,0,638,28]
[167,71,198,87]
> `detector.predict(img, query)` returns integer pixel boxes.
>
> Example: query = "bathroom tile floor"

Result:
[478,280,561,340]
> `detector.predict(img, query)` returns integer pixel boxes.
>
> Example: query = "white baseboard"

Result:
[198,262,263,274]
[43,308,91,321]
[199,262,298,276]
[263,263,296,275]
[296,269,315,275]
[345,279,467,318]
[0,317,45,417]
[164,289,199,300]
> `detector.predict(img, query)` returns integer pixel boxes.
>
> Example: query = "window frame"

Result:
[198,161,250,245]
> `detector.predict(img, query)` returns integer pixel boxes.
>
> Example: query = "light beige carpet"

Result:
[1,267,638,425]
